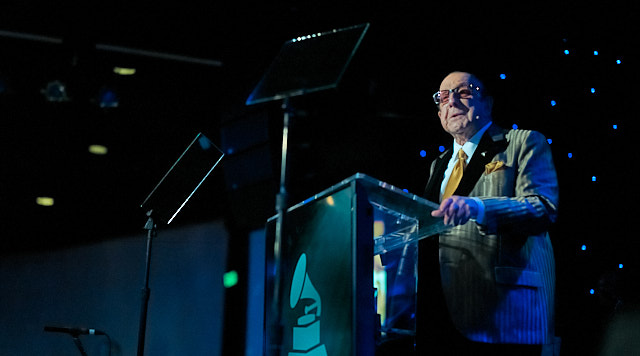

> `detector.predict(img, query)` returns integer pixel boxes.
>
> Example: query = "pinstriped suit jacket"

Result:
[423,123,559,345]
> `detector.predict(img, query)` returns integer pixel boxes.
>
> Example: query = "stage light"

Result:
[41,80,70,102]
[36,197,55,206]
[113,67,136,75]
[97,87,119,108]
[88,145,108,155]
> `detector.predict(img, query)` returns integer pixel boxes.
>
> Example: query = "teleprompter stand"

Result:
[245,23,370,355]
[137,132,224,356]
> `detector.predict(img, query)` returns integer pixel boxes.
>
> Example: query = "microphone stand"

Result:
[71,335,89,356]
[137,210,157,356]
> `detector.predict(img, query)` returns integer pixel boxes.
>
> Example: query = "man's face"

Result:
[437,72,491,137]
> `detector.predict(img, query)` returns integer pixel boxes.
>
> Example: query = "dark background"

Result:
[1,2,637,354]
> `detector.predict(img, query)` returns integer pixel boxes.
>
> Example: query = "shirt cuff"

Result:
[470,197,486,224]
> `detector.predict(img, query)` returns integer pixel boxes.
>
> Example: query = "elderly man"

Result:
[416,71,559,355]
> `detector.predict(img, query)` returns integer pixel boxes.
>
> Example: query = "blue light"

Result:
[564,49,570,55]
[590,289,595,295]
[613,124,618,130]
[419,150,427,158]
[593,50,599,56]
[402,188,409,193]
[616,59,622,64]
[619,263,624,269]
[547,138,553,144]
[97,87,119,108]
[42,80,70,102]
[499,73,506,80]
[438,146,445,153]
[568,153,573,159]
[592,176,597,182]
[550,100,557,106]
[590,88,596,94]
[512,124,518,130]
[198,136,212,150]
[581,244,586,251]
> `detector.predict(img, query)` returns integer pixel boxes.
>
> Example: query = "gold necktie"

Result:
[442,149,468,200]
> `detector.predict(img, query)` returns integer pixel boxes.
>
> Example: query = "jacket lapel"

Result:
[424,149,452,202]
[453,124,508,197]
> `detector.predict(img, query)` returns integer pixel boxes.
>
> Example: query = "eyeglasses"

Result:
[432,84,481,106]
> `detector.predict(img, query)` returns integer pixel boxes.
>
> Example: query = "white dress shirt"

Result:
[440,121,492,223]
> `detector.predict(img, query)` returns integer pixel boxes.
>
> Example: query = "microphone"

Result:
[44,325,106,336]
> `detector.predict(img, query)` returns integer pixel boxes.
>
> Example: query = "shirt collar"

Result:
[453,121,493,162]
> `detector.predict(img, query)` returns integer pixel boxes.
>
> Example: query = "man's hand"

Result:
[431,196,480,226]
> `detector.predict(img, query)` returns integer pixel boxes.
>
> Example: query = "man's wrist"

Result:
[470,197,486,224]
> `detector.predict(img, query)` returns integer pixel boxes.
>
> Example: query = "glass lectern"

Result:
[265,174,449,356]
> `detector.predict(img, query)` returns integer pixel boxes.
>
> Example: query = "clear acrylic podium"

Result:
[265,173,448,356]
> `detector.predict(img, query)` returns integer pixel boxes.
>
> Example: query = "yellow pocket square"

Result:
[485,161,505,174]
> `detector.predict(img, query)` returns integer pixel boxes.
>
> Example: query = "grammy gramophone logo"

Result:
[288,253,327,356]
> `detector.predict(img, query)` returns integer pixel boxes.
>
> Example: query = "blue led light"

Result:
[438,146,445,153]
[590,289,595,295]
[499,73,506,80]
[581,244,586,251]
[419,150,427,157]
[550,100,557,106]
[613,124,618,130]
[512,124,518,129]
[97,87,119,108]
[590,88,596,94]
[593,50,599,56]
[619,263,624,269]
[547,138,553,144]
[564,49,570,55]
[568,153,573,159]
[592,176,597,182]
[616,59,622,64]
